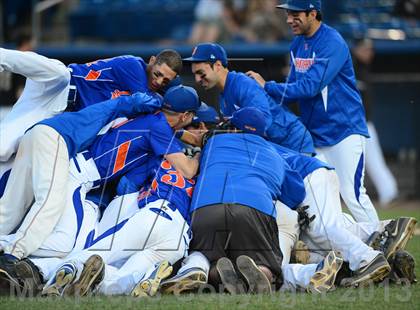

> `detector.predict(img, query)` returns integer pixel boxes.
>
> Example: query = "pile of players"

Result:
[0,0,418,298]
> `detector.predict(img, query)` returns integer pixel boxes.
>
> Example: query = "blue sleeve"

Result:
[113,56,148,93]
[235,77,273,129]
[278,163,306,209]
[150,122,183,156]
[264,37,349,100]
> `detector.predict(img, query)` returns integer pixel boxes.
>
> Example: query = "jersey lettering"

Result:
[112,141,131,174]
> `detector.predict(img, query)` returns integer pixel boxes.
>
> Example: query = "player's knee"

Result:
[0,140,16,162]
[56,66,71,86]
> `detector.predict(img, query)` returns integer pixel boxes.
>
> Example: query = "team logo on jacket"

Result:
[111,89,131,99]
[291,52,316,73]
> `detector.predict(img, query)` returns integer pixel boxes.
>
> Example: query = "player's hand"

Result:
[296,205,315,231]
[183,147,201,158]
[246,71,266,88]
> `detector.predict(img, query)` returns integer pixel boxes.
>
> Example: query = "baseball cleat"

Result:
[236,255,271,294]
[216,257,246,295]
[160,267,207,295]
[381,217,417,259]
[65,255,104,297]
[131,260,172,297]
[307,251,343,294]
[0,254,22,295]
[15,258,44,296]
[42,262,78,297]
[340,253,391,287]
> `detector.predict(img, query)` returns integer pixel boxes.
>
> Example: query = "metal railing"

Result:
[32,0,65,45]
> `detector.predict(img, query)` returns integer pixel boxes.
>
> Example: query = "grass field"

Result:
[1,207,419,309]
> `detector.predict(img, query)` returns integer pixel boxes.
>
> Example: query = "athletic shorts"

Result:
[190,203,283,287]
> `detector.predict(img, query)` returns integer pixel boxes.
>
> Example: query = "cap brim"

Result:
[276,4,307,11]
[183,57,208,63]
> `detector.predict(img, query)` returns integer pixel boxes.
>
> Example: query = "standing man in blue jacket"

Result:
[247,0,378,224]
[183,43,315,154]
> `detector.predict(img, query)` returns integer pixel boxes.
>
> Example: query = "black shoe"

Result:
[216,257,246,295]
[236,255,271,294]
[15,258,44,297]
[340,253,391,288]
[381,217,417,259]
[388,249,417,284]
[0,254,22,295]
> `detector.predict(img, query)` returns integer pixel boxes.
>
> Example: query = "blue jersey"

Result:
[138,159,196,224]
[88,112,183,186]
[270,143,333,179]
[221,71,314,154]
[191,133,285,219]
[264,24,369,147]
[37,92,162,158]
[68,55,150,111]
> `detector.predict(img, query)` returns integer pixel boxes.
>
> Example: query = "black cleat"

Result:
[388,249,417,284]
[340,253,391,288]
[0,254,22,295]
[15,258,44,297]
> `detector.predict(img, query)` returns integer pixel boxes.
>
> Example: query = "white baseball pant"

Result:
[0,48,70,162]
[316,134,379,223]
[275,201,299,265]
[299,168,381,271]
[35,198,190,295]
[0,149,100,258]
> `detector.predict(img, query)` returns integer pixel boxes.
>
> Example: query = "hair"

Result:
[305,10,322,21]
[155,49,183,75]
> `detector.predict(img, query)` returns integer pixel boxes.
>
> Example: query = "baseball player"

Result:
[28,155,197,297]
[0,48,182,197]
[247,0,378,224]
[0,85,200,277]
[183,43,315,155]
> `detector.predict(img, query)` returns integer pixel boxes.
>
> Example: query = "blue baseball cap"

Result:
[183,43,228,67]
[163,85,200,113]
[230,107,266,137]
[192,102,220,124]
[277,0,321,11]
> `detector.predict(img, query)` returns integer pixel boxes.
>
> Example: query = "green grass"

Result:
[1,210,419,310]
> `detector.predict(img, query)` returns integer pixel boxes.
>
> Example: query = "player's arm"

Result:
[179,130,204,147]
[264,38,348,101]
[165,151,200,179]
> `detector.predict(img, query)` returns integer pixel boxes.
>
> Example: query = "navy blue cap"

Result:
[230,107,266,137]
[163,85,200,113]
[192,102,220,124]
[183,43,228,67]
[277,0,321,11]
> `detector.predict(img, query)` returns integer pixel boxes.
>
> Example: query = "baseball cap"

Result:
[230,107,266,137]
[192,102,220,124]
[163,85,200,113]
[183,43,228,67]
[277,0,321,11]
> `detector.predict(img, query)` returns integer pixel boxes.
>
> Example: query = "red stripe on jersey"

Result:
[85,70,101,81]
[113,141,131,174]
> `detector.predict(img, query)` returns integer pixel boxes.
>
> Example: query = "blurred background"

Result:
[0,0,419,204]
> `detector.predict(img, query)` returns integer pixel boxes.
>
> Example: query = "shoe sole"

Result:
[216,257,246,295]
[0,269,21,295]
[65,255,104,297]
[386,218,417,259]
[42,267,76,297]
[236,255,271,294]
[15,261,43,295]
[307,252,343,293]
[131,261,172,297]
[160,271,207,295]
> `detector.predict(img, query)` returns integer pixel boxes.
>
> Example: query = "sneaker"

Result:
[290,241,310,264]
[307,251,343,293]
[15,258,44,297]
[160,267,207,295]
[42,262,78,297]
[0,254,22,295]
[381,217,417,259]
[340,253,391,287]
[216,257,246,295]
[236,255,271,294]
[65,255,104,297]
[131,261,172,297]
